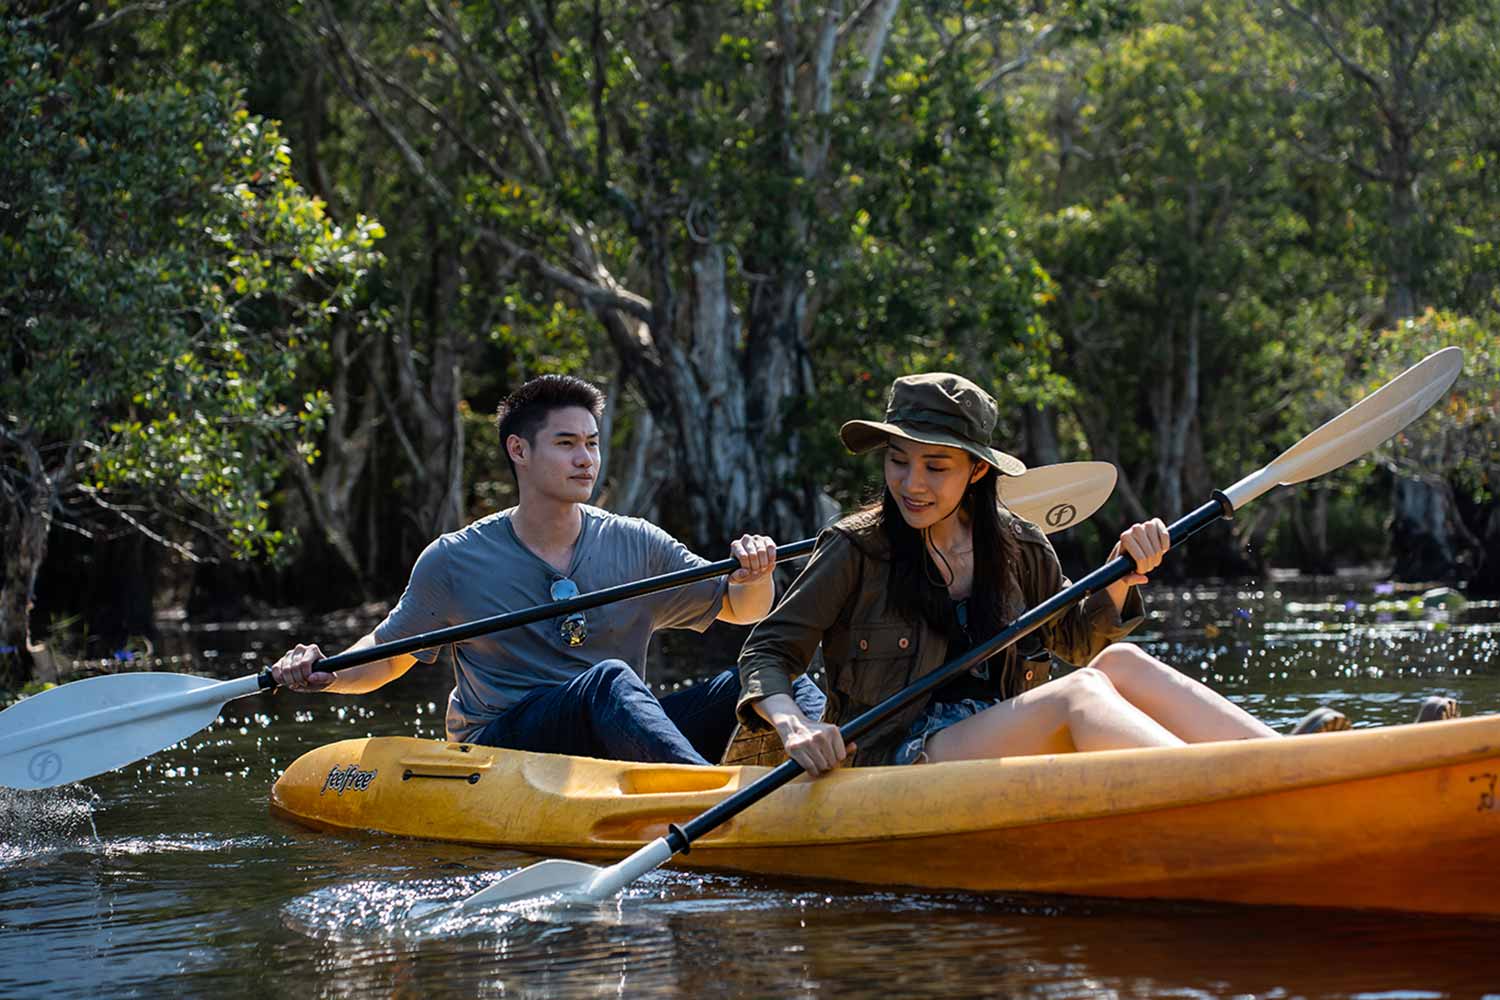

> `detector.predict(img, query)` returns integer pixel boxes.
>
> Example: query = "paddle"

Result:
[458,346,1464,910]
[0,461,1117,791]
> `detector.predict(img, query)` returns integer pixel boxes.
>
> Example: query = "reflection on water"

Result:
[2,585,1498,999]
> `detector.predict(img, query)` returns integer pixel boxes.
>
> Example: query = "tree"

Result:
[1259,0,1500,577]
[0,23,382,685]
[276,0,1128,549]
[1258,0,1500,323]
[1296,313,1500,586]
[1014,5,1315,570]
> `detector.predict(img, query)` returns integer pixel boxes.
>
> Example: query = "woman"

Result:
[733,372,1344,776]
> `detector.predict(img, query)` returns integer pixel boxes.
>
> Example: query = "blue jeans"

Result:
[473,660,826,765]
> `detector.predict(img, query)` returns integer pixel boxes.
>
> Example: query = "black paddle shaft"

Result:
[255,537,818,690]
[670,493,1234,851]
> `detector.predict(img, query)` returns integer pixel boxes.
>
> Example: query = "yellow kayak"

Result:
[270,715,1500,917]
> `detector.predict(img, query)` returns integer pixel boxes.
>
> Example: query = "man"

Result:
[271,374,822,765]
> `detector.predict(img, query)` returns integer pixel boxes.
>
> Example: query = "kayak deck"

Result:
[270,715,1500,917]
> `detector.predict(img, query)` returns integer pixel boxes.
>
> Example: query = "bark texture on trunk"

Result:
[290,319,381,595]
[0,434,64,689]
[1389,476,1460,582]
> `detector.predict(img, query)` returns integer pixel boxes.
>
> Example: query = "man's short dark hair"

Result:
[495,374,606,480]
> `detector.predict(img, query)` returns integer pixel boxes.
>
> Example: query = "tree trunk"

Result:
[1310,487,1331,572]
[0,436,62,690]
[620,238,816,548]
[1070,398,1151,524]
[1151,315,1198,523]
[290,318,379,597]
[1289,488,1334,574]
[1390,476,1459,582]
[1021,405,1063,467]
[604,405,667,522]
[1470,502,1500,596]
[382,246,466,546]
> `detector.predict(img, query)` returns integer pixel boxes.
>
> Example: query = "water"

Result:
[3,583,1499,999]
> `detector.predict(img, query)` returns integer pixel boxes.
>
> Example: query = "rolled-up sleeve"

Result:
[641,522,730,633]
[735,528,861,730]
[372,537,452,663]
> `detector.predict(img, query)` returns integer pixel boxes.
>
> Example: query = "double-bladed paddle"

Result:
[457,346,1464,911]
[0,461,1118,791]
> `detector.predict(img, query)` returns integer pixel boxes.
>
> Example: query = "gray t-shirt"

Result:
[373,506,729,742]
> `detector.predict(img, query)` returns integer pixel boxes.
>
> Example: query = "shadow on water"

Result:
[2,583,1498,998]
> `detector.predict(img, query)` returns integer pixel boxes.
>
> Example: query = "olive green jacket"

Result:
[726,505,1145,767]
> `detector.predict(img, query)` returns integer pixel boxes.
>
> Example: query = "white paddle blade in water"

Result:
[1002,461,1116,533]
[460,859,606,909]
[1223,347,1463,510]
[0,671,264,789]
[459,838,677,911]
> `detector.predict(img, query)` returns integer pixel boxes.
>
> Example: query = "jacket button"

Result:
[898,637,909,649]
[858,639,869,651]
[1024,669,1035,681]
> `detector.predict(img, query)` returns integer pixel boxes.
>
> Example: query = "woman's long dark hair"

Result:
[866,461,1021,694]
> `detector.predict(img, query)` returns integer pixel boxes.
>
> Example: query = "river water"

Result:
[3,581,1498,999]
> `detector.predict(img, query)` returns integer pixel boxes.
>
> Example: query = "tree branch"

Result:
[1279,1,1393,118]
[83,0,195,33]
[473,225,654,321]
[421,0,555,179]
[75,485,208,563]
[854,0,901,91]
[978,23,1058,93]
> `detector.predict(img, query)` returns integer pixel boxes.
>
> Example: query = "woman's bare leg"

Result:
[924,667,1185,762]
[1087,643,1278,742]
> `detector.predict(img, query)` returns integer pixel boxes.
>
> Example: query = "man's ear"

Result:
[506,433,529,469]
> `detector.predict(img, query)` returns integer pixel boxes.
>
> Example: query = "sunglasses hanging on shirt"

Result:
[550,578,588,647]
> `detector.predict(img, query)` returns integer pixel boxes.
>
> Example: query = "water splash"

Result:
[280,869,656,943]
[0,784,101,866]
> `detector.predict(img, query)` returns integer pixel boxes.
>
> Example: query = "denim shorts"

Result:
[890,697,1002,765]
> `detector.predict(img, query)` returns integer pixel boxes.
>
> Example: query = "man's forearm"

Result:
[322,632,417,694]
[722,575,774,624]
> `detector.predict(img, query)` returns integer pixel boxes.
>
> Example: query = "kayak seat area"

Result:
[617,767,738,795]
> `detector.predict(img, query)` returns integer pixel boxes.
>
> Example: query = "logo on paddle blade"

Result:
[1045,503,1078,528]
[28,750,63,786]
[320,763,378,796]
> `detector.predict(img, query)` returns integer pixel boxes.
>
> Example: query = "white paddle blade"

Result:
[1002,461,1118,533]
[1223,347,1464,511]
[0,671,251,789]
[460,859,605,909]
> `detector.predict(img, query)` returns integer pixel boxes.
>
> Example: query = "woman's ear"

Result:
[969,461,990,485]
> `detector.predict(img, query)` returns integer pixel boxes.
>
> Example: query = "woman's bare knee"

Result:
[1088,642,1166,682]
[1058,666,1119,705]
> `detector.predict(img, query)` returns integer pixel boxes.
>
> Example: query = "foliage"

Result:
[0,22,383,561]
[1015,7,1310,510]
[1350,313,1499,500]
[8,0,1500,635]
[1256,0,1500,320]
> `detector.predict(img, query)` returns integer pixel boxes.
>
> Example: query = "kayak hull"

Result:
[270,715,1500,916]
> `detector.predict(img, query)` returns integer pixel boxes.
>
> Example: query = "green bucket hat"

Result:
[839,372,1026,476]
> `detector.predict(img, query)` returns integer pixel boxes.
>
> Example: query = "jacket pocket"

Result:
[833,624,918,707]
